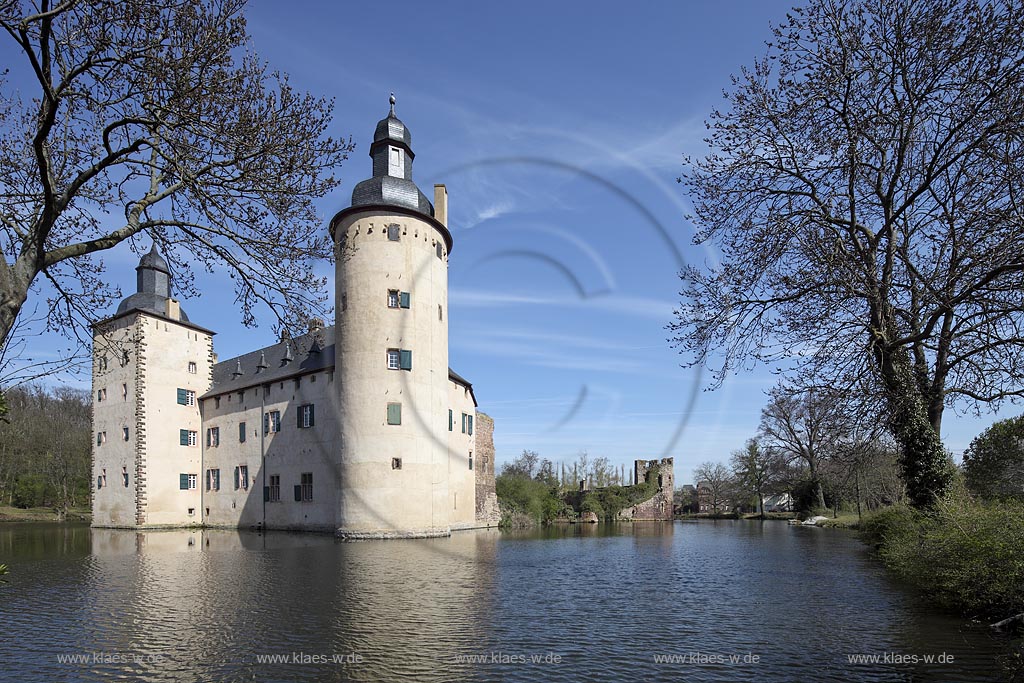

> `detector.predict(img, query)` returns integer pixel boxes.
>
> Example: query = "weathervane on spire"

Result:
[389,92,396,116]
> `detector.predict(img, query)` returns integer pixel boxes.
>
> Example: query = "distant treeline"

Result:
[0,385,91,513]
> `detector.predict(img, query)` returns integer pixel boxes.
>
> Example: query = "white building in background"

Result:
[91,99,500,538]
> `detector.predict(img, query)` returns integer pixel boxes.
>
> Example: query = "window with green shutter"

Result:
[239,422,246,443]
[468,415,474,436]
[179,473,189,490]
[399,291,410,308]
[387,402,402,425]
[180,429,189,446]
[399,349,412,370]
[233,467,240,490]
[449,409,453,431]
[177,388,187,405]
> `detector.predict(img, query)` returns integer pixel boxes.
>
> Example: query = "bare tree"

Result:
[694,461,734,513]
[671,0,1024,507]
[730,439,785,519]
[0,0,353,368]
[759,385,848,510]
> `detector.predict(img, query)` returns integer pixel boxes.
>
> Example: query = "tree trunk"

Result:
[876,343,951,507]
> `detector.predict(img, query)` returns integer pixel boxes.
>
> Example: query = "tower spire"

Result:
[389,92,396,116]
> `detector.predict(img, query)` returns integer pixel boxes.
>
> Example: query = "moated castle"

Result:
[91,99,500,538]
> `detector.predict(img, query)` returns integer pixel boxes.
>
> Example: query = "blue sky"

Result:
[5,1,1016,483]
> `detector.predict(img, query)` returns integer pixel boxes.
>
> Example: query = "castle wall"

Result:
[200,365,340,531]
[92,316,141,527]
[447,378,476,529]
[620,458,675,521]
[474,412,500,526]
[334,211,451,537]
[92,313,211,528]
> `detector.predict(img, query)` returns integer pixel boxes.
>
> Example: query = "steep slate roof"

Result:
[203,323,476,405]
[203,327,335,398]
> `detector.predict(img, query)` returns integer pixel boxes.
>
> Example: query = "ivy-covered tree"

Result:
[672,0,1024,506]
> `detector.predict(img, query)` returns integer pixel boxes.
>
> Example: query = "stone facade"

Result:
[474,412,500,526]
[619,458,675,521]
[91,102,498,537]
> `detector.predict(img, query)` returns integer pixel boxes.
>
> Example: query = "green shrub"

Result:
[495,473,562,524]
[862,490,1024,618]
[579,494,604,518]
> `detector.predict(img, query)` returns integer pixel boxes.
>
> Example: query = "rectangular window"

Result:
[298,404,315,428]
[239,422,246,443]
[392,457,402,470]
[99,356,108,371]
[449,409,453,431]
[264,410,281,434]
[399,291,410,309]
[436,242,443,260]
[122,427,130,442]
[122,467,129,488]
[206,426,220,447]
[179,429,197,447]
[388,289,400,308]
[469,452,474,470]
[214,396,221,409]
[234,466,249,491]
[177,388,196,406]
[180,473,197,490]
[97,389,103,402]
[96,432,104,446]
[461,413,467,434]
[387,348,400,370]
[387,223,401,241]
[399,349,412,370]
[387,402,402,425]
[206,469,220,491]
[269,474,280,502]
[238,390,245,402]
[188,361,197,374]
[122,383,128,400]
[468,414,474,436]
[301,472,313,501]
[121,350,130,367]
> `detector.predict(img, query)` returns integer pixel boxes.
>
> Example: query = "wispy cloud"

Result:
[450,288,677,321]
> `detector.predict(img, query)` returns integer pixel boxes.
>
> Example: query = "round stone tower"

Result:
[329,96,454,538]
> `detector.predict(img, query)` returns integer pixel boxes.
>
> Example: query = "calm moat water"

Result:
[0,520,1018,682]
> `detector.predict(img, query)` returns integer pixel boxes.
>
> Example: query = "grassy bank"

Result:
[860,493,1024,622]
[0,506,90,523]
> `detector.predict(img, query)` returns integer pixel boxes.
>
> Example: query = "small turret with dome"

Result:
[350,94,434,217]
[115,244,189,321]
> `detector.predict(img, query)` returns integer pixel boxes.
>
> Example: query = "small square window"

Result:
[387,223,401,241]
[388,290,399,308]
[392,457,402,470]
